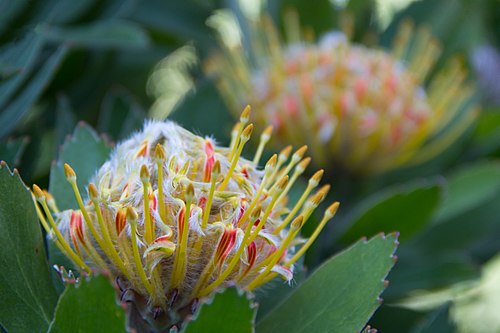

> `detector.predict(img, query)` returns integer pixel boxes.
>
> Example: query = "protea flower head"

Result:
[32,107,338,329]
[205,11,479,175]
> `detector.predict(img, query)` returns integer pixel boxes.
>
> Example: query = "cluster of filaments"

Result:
[206,13,478,174]
[33,107,338,311]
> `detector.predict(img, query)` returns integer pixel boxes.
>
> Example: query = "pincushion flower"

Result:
[32,107,338,328]
[205,12,478,175]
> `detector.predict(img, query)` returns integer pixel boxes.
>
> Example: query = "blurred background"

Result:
[1,0,500,331]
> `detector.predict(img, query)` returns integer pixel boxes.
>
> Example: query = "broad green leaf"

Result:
[433,161,500,223]
[257,233,399,333]
[339,181,442,243]
[48,275,127,333]
[468,110,500,157]
[49,123,112,211]
[0,163,58,333]
[0,137,29,167]
[0,46,67,139]
[183,288,256,333]
[37,20,150,49]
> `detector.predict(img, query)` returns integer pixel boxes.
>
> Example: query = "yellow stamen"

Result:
[43,190,59,213]
[246,176,288,246]
[88,183,131,280]
[202,160,220,229]
[127,207,154,295]
[246,215,304,290]
[229,106,251,160]
[219,124,253,191]
[171,183,194,289]
[33,185,91,274]
[236,154,277,227]
[140,165,154,244]
[32,193,51,234]
[197,206,262,297]
[277,156,311,204]
[287,202,339,267]
[279,145,307,179]
[155,144,167,224]
[273,169,323,234]
[253,125,273,165]
[266,145,292,187]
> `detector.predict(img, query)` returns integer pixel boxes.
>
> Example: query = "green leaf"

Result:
[0,162,58,333]
[183,288,256,333]
[0,46,67,139]
[450,254,500,333]
[49,123,112,211]
[433,161,500,223]
[383,255,478,299]
[0,0,29,37]
[97,87,145,141]
[0,136,29,167]
[254,257,307,320]
[48,275,127,333]
[0,33,44,107]
[468,110,500,157]
[37,20,150,49]
[256,233,399,333]
[130,0,213,45]
[412,305,456,333]
[339,181,442,244]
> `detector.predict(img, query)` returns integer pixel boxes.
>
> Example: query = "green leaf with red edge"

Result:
[256,233,399,333]
[49,123,112,211]
[48,275,127,333]
[0,162,58,333]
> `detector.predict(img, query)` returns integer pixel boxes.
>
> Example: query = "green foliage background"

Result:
[1,0,500,332]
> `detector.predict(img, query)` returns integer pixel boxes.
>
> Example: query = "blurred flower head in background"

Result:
[33,107,338,328]
[205,10,479,175]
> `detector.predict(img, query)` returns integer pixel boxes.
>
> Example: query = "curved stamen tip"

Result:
[262,125,273,140]
[310,169,324,187]
[276,175,289,191]
[265,154,278,170]
[240,105,251,123]
[280,145,293,159]
[64,163,76,181]
[251,205,262,219]
[186,183,195,201]
[326,202,340,218]
[88,183,99,201]
[32,184,45,200]
[241,124,254,141]
[293,145,308,160]
[155,143,167,161]
[212,160,221,176]
[297,157,311,173]
[291,215,304,230]
[126,206,138,224]
[140,164,150,181]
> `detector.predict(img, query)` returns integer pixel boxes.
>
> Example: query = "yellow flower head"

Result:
[33,107,338,324]
[206,12,478,175]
